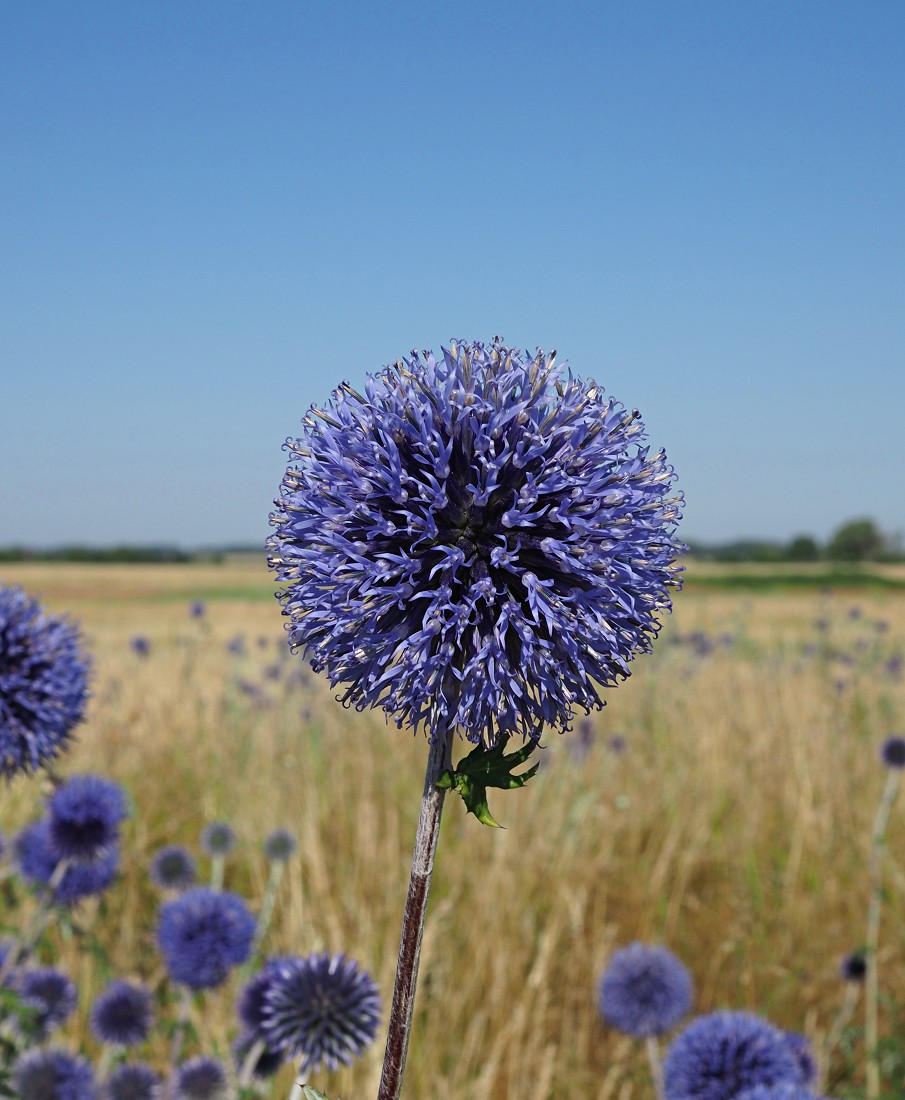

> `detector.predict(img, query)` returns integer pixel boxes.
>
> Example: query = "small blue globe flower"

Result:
[0,585,90,779]
[104,1062,162,1100]
[598,943,694,1037]
[130,636,151,657]
[200,821,237,858]
[172,1057,228,1100]
[840,952,867,983]
[90,979,153,1046]
[149,844,197,890]
[16,966,78,1038]
[157,887,256,990]
[14,818,119,904]
[189,601,206,619]
[262,828,296,863]
[13,1047,96,1100]
[782,1032,817,1087]
[663,1011,802,1100]
[48,774,128,860]
[259,952,381,1073]
[880,735,905,769]
[269,339,683,746]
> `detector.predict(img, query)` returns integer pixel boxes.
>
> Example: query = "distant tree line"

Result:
[688,518,904,564]
[0,545,206,563]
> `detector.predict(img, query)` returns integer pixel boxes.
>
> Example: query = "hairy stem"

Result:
[865,768,901,1100]
[376,727,453,1100]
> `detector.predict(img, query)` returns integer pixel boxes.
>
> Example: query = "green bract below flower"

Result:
[269,339,683,745]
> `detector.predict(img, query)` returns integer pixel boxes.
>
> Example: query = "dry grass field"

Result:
[2,558,904,1099]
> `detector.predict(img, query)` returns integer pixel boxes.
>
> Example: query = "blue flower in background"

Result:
[12,1048,96,1100]
[598,942,694,1037]
[16,966,78,1039]
[172,1056,228,1100]
[200,821,237,858]
[0,585,90,780]
[664,1011,803,1100]
[269,339,683,745]
[104,1062,162,1100]
[14,818,119,905]
[258,952,381,1073]
[149,844,197,891]
[157,888,255,990]
[130,636,151,657]
[90,980,154,1047]
[48,773,128,860]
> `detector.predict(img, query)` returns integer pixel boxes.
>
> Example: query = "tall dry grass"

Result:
[2,560,904,1099]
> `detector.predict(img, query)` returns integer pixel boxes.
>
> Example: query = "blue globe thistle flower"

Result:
[157,887,256,990]
[232,1030,286,1079]
[781,1033,817,1087]
[48,774,128,860]
[13,1048,96,1100]
[172,1057,228,1100]
[237,959,287,1033]
[880,735,905,769]
[840,951,867,983]
[598,942,694,1037]
[149,844,197,890]
[268,339,683,746]
[130,636,151,657]
[200,821,237,857]
[663,1011,802,1100]
[262,828,296,863]
[736,1086,821,1100]
[90,980,153,1047]
[0,585,90,780]
[16,966,78,1038]
[189,601,206,619]
[104,1062,162,1100]
[14,818,119,904]
[259,952,381,1073]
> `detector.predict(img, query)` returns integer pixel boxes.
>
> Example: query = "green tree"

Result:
[786,534,820,562]
[826,518,884,562]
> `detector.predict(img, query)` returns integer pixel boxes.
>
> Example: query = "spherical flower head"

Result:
[259,951,381,1073]
[104,1062,162,1100]
[149,844,197,890]
[157,887,256,990]
[268,339,683,746]
[17,966,78,1039]
[598,942,694,1037]
[200,821,237,858]
[0,585,90,779]
[880,735,905,769]
[172,1057,229,1100]
[15,818,119,904]
[189,601,206,619]
[130,636,151,657]
[262,828,296,863]
[13,1048,96,1100]
[782,1033,816,1087]
[839,952,867,983]
[48,774,128,860]
[663,1011,803,1100]
[232,1031,285,1080]
[237,959,285,1033]
[90,980,153,1047]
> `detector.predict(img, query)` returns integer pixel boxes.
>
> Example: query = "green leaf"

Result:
[438,737,540,827]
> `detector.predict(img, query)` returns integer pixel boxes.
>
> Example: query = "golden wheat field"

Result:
[2,558,904,1100]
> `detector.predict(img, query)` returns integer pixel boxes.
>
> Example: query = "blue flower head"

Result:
[599,942,694,1037]
[16,966,78,1039]
[13,1048,96,1100]
[149,844,197,891]
[172,1057,228,1100]
[157,887,256,990]
[663,1011,803,1100]
[200,821,237,858]
[269,339,683,746]
[105,1062,162,1100]
[0,585,90,780]
[90,979,153,1047]
[15,818,119,904]
[48,774,128,860]
[881,735,905,769]
[262,828,296,863]
[259,951,381,1073]
[232,1030,285,1079]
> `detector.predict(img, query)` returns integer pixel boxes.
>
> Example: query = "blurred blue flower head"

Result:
[598,942,694,1037]
[200,821,237,858]
[269,339,683,745]
[149,844,197,891]
[172,1056,228,1100]
[90,979,154,1047]
[12,1048,96,1100]
[157,888,255,990]
[48,773,128,860]
[105,1062,162,1100]
[15,818,119,905]
[16,966,78,1039]
[663,1011,803,1100]
[0,585,90,780]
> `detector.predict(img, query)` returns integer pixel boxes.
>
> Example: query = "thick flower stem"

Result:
[377,727,453,1100]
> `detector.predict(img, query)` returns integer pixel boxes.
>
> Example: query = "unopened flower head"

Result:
[149,844,197,890]
[13,1048,96,1100]
[172,1057,228,1100]
[262,828,296,862]
[201,821,237,857]
[157,887,255,990]
[269,340,683,746]
[90,980,154,1047]
[840,952,867,983]
[48,774,128,860]
[663,1011,802,1100]
[105,1062,162,1100]
[17,966,78,1039]
[880,735,905,769]
[0,585,90,779]
[259,952,381,1073]
[599,942,694,1037]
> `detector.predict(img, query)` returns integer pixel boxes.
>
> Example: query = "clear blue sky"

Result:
[2,1,903,548]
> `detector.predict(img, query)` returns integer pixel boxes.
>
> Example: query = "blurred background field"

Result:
[2,559,904,1100]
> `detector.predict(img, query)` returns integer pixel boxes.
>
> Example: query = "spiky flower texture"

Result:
[0,585,90,779]
[269,340,682,745]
